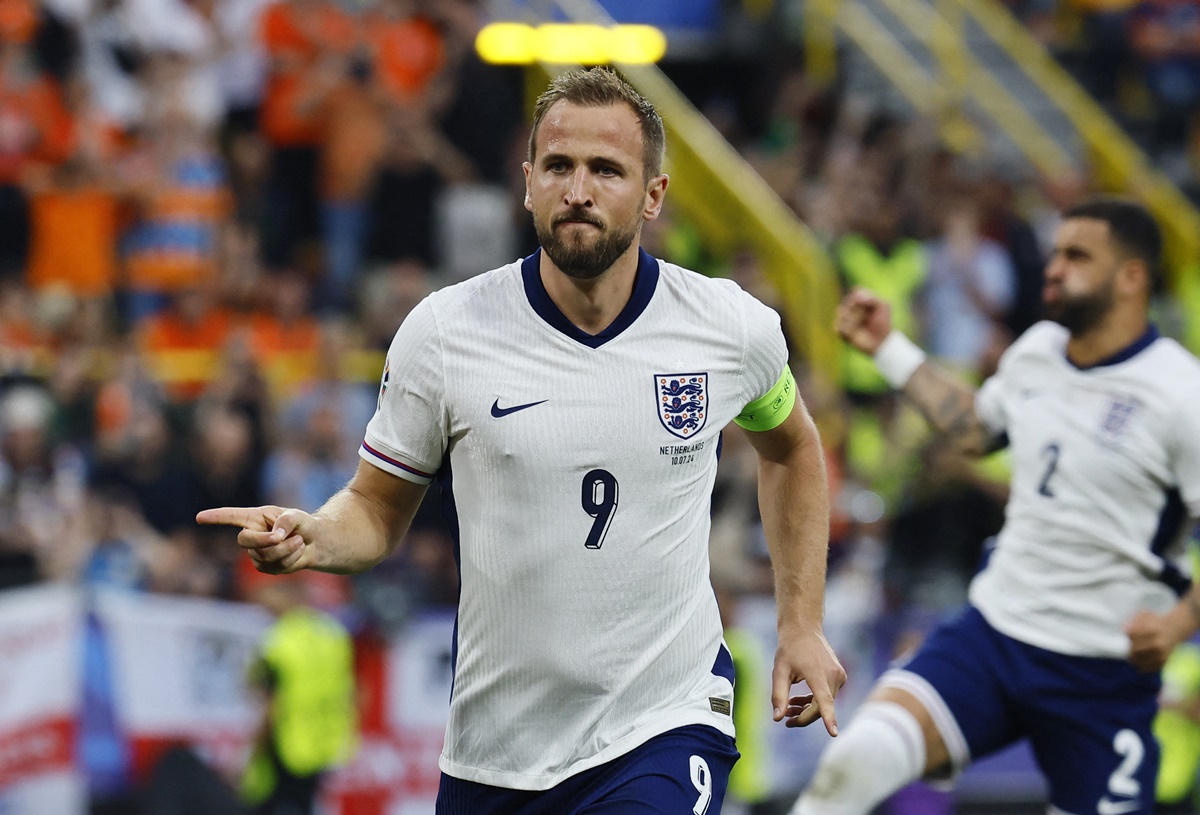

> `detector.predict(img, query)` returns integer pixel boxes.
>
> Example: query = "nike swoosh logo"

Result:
[490,398,548,418]
[1097,797,1141,815]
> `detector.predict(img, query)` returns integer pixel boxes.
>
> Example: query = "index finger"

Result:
[196,507,269,531]
[809,678,840,737]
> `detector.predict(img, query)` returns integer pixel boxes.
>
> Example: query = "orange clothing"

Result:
[246,312,321,359]
[367,14,444,101]
[124,158,232,294]
[319,82,387,201]
[27,186,120,296]
[245,312,321,395]
[0,0,37,44]
[0,75,74,184]
[137,307,233,400]
[259,1,356,147]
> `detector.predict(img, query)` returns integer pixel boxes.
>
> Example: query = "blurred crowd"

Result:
[1010,0,1200,193]
[0,0,520,625]
[0,0,1198,752]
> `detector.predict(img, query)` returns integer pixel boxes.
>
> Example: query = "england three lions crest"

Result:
[656,373,708,439]
[1097,395,1140,446]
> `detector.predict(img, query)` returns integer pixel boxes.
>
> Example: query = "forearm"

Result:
[866,329,995,456]
[308,469,428,574]
[901,363,996,456]
[757,420,831,633]
[307,488,397,573]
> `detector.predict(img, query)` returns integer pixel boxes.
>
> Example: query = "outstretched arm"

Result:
[197,459,430,574]
[837,287,998,456]
[744,396,846,737]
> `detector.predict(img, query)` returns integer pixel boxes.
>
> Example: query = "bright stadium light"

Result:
[608,25,668,64]
[537,23,610,65]
[475,22,668,65]
[475,22,537,65]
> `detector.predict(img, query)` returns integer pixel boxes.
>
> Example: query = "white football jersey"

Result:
[969,321,1200,658]
[361,249,789,789]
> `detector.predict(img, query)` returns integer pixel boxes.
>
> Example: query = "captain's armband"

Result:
[734,367,797,432]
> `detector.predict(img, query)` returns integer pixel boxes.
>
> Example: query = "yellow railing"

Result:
[957,0,1200,281]
[618,64,842,386]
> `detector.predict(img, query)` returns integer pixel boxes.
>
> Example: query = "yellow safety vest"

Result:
[836,234,927,395]
[242,607,358,802]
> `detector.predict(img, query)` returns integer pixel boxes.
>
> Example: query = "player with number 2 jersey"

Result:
[792,199,1200,815]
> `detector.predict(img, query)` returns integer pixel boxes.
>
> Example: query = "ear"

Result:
[1118,258,1150,299]
[641,174,669,221]
[522,162,533,213]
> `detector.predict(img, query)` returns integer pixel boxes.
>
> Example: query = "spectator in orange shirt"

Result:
[258,0,355,271]
[0,0,36,46]
[135,283,233,402]
[121,95,232,322]
[23,67,131,301]
[315,52,387,314]
[365,0,447,106]
[244,270,321,396]
[0,40,74,280]
[24,156,121,299]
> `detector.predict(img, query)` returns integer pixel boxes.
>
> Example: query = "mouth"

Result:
[554,217,602,229]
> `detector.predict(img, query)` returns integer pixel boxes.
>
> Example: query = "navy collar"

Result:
[1069,324,1159,370]
[521,247,659,348]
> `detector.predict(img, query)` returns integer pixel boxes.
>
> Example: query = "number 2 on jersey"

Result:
[1038,442,1061,497]
[581,469,619,549]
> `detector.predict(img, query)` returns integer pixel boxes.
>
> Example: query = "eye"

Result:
[598,165,618,177]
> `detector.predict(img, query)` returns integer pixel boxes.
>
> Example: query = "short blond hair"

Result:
[528,67,665,182]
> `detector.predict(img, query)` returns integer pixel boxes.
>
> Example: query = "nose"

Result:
[1043,254,1064,283]
[565,166,593,207]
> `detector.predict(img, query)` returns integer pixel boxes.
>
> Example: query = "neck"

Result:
[1065,305,1148,368]
[539,243,641,335]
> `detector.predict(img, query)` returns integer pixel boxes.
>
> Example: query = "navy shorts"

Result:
[435,724,740,815]
[897,605,1161,815]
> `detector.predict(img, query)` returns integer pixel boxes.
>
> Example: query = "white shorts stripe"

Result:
[877,668,972,779]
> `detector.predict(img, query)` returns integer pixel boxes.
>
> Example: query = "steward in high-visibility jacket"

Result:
[241,578,357,815]
[835,232,927,397]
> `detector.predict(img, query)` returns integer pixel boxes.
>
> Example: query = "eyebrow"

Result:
[1051,243,1091,259]
[540,152,631,171]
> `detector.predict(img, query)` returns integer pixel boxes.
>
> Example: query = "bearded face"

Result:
[1043,271,1116,335]
[534,205,642,281]
[524,101,663,282]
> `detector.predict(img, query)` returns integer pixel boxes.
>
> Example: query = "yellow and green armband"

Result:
[734,367,797,431]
